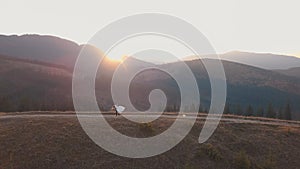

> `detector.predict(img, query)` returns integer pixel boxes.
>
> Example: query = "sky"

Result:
[1,0,300,58]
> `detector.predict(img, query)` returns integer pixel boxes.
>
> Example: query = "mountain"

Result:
[104,56,300,118]
[2,35,300,70]
[274,67,300,79]
[0,34,300,119]
[135,59,300,116]
[0,55,73,111]
[220,51,300,69]
[185,51,300,69]
[0,34,81,69]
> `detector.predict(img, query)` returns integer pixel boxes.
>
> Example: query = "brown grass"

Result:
[0,112,300,169]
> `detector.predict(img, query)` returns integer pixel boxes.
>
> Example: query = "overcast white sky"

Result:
[1,0,300,57]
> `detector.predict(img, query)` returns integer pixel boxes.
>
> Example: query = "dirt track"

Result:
[1,112,299,127]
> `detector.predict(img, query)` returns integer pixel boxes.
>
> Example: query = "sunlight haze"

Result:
[1,0,300,56]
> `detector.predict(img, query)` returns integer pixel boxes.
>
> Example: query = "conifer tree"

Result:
[284,102,292,120]
[245,105,254,116]
[266,103,276,118]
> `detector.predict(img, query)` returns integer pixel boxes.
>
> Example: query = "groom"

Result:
[112,105,120,117]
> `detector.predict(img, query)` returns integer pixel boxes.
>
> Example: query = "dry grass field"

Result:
[0,112,300,169]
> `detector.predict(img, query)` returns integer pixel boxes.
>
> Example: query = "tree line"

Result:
[0,96,74,112]
[0,96,293,120]
[223,102,292,120]
[164,102,293,120]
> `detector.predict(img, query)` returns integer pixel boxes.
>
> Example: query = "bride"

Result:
[112,105,125,116]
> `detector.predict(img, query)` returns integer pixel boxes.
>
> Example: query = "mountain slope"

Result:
[134,59,300,117]
[221,51,300,69]
[2,35,300,70]
[0,34,299,119]
[274,67,300,79]
[184,51,300,69]
[0,34,81,69]
[1,53,300,119]
[0,55,73,111]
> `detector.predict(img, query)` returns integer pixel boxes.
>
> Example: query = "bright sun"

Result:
[107,55,127,62]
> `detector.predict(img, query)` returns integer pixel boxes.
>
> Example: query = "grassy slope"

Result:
[0,113,300,169]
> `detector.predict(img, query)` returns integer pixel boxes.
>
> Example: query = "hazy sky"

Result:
[1,0,300,57]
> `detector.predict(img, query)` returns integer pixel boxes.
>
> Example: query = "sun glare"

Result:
[107,55,127,62]
[108,57,122,62]
[290,53,300,58]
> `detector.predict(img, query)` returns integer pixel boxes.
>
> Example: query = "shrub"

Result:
[234,150,251,169]
[139,122,154,133]
[184,164,195,169]
[197,143,223,161]
[260,151,276,169]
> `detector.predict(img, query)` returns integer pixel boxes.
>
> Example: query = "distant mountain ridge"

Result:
[275,67,300,79]
[184,51,300,70]
[0,34,300,119]
[0,34,81,69]
[1,34,300,70]
[221,51,300,69]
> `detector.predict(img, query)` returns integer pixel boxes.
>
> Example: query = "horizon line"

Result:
[1,33,300,59]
